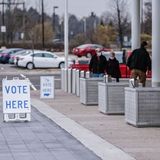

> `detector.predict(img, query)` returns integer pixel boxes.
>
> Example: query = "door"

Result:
[43,53,59,68]
[32,53,45,68]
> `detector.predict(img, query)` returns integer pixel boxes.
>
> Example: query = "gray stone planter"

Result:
[80,77,103,105]
[98,82,129,114]
[125,87,160,127]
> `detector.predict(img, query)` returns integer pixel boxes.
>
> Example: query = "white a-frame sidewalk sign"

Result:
[40,76,54,99]
[2,78,31,122]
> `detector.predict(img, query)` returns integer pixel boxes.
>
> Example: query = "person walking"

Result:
[107,51,121,82]
[127,41,151,87]
[89,48,108,77]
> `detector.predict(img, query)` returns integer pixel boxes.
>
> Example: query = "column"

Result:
[131,0,141,50]
[64,0,68,69]
[152,0,160,87]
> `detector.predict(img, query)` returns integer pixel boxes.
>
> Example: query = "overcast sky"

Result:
[25,0,111,18]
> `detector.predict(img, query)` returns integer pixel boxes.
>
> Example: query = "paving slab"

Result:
[0,99,101,160]
[31,91,136,160]
[31,90,160,160]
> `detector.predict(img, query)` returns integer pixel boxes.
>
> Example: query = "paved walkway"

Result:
[0,104,101,160]
[1,89,160,160]
[31,90,160,160]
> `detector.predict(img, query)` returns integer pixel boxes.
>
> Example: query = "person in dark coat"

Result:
[89,48,108,77]
[107,51,121,82]
[127,41,151,87]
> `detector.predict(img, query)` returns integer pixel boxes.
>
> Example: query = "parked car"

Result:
[0,48,7,58]
[0,48,6,53]
[16,50,74,69]
[0,48,23,64]
[9,49,31,64]
[72,44,111,58]
[70,59,89,71]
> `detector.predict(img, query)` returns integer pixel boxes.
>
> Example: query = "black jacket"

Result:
[89,55,108,74]
[108,57,121,78]
[127,47,151,72]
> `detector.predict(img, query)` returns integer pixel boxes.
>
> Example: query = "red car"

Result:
[70,51,151,78]
[72,44,111,58]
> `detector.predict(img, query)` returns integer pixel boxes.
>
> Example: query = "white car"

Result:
[16,50,73,69]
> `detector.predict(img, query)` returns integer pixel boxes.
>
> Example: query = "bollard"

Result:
[64,68,68,92]
[61,69,64,90]
[68,69,72,93]
[76,70,80,96]
[85,71,90,78]
[72,69,76,94]
[104,75,112,83]
[80,70,85,78]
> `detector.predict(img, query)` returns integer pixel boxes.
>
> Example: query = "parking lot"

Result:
[0,63,61,75]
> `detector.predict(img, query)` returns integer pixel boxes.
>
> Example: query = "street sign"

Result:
[40,76,54,98]
[1,26,6,33]
[3,79,31,114]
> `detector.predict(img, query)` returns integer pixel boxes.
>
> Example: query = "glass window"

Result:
[78,60,89,64]
[94,44,103,48]
[77,44,90,49]
[44,53,54,58]
[103,54,110,60]
[115,54,123,63]
[13,49,22,53]
[33,53,43,57]
[21,50,32,56]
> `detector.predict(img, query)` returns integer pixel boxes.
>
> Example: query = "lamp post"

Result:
[64,0,68,69]
[2,0,5,45]
[59,18,63,41]
[22,2,25,42]
[141,0,144,33]
[83,17,86,37]
[53,6,58,38]
[41,0,44,49]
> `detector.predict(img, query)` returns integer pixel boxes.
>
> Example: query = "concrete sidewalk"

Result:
[1,89,159,160]
[28,89,160,160]
[31,89,160,160]
[0,100,102,160]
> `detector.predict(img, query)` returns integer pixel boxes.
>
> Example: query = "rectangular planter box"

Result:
[125,87,160,127]
[80,78,103,105]
[110,78,151,87]
[98,82,129,114]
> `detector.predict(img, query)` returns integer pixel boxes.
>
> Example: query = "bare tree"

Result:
[108,0,130,49]
[92,24,116,47]
[144,1,152,35]
[31,21,53,43]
